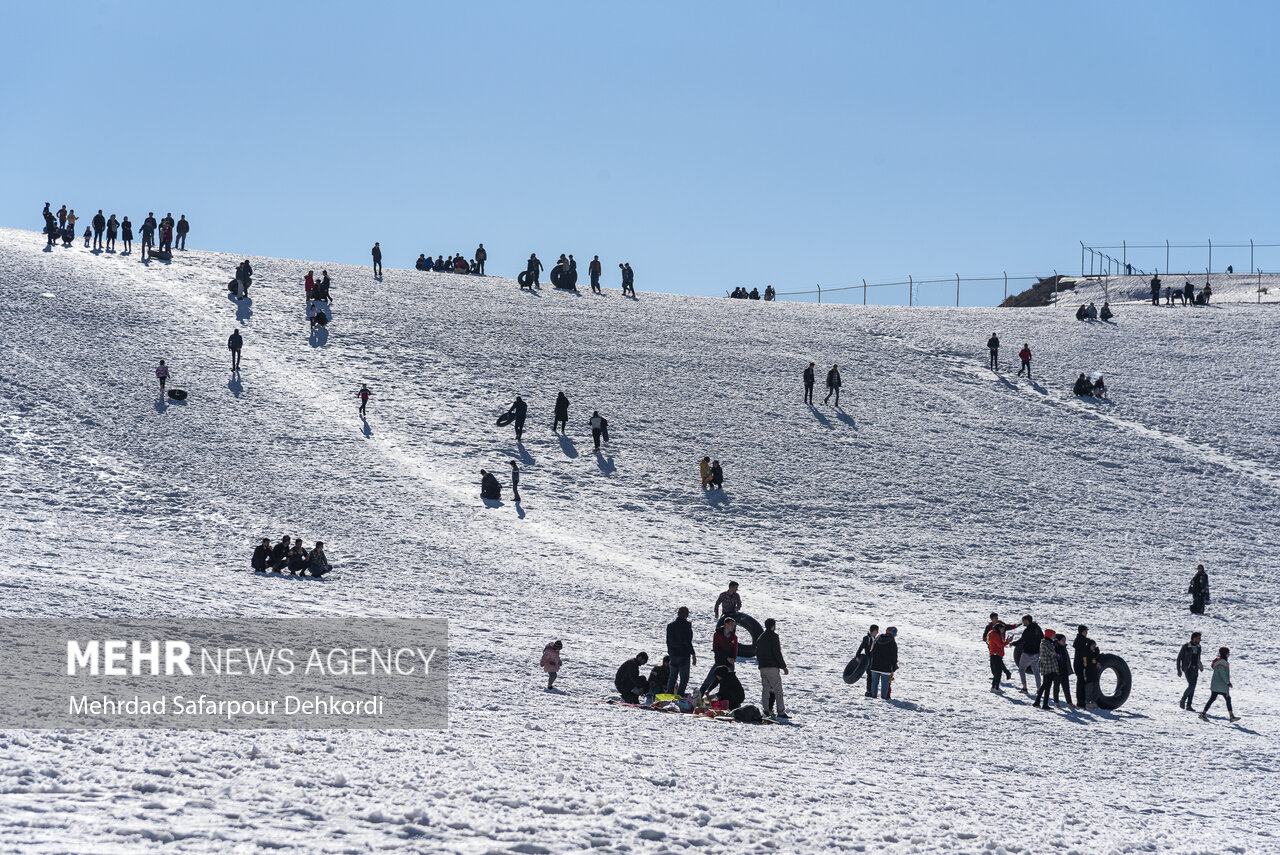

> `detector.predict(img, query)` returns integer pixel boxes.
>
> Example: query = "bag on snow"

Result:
[731,705,763,723]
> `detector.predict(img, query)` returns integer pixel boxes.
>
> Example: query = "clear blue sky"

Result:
[2,2,1275,305]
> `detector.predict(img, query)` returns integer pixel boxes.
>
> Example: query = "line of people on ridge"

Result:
[249,536,332,577]
[519,253,636,296]
[1074,301,1113,321]
[42,203,189,255]
[729,286,775,301]
[1149,274,1212,306]
[416,244,487,275]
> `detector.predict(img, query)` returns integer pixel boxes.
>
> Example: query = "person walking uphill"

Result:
[756,618,789,717]
[1017,343,1032,378]
[1178,632,1205,711]
[228,330,242,371]
[371,242,383,276]
[1200,647,1239,722]
[1189,564,1210,614]
[803,362,815,404]
[507,395,529,441]
[509,461,521,502]
[358,384,372,417]
[665,606,697,695]
[541,640,562,690]
[589,411,608,450]
[868,626,898,699]
[824,364,841,406]
[589,255,602,293]
[553,392,569,433]
[987,333,1000,370]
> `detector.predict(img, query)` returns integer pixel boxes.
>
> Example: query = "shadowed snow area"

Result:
[1,226,1277,853]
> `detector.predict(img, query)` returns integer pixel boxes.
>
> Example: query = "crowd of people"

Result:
[416,245,487,275]
[1149,274,1212,306]
[728,286,775,300]
[250,536,332,577]
[43,203,189,256]
[984,616,1104,709]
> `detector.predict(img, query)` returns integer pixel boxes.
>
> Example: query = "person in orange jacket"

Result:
[1017,343,1032,378]
[987,619,1011,692]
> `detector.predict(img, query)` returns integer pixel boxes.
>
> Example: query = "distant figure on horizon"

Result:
[1150,273,1161,306]
[475,243,487,275]
[372,242,383,276]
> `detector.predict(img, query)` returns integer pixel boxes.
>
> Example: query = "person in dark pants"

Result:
[1189,564,1209,614]
[527,253,543,286]
[1178,632,1204,710]
[509,460,521,502]
[589,410,606,450]
[268,534,291,571]
[176,215,189,249]
[824,364,841,405]
[480,469,501,500]
[589,255,602,293]
[251,537,271,572]
[1053,633,1074,708]
[228,330,242,371]
[1033,629,1058,708]
[986,620,1009,692]
[868,626,898,699]
[358,384,371,416]
[106,214,118,250]
[614,652,649,704]
[1072,625,1089,708]
[475,243,486,275]
[91,210,106,249]
[507,396,528,441]
[1150,274,1161,306]
[155,360,169,392]
[121,217,133,253]
[987,333,1000,370]
[1017,343,1032,378]
[1199,647,1238,722]
[856,625,879,696]
[371,242,383,276]
[803,362,815,404]
[553,392,569,433]
[665,606,697,695]
[704,664,744,709]
[983,613,1012,679]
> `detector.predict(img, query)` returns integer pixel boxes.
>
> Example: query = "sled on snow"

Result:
[149,248,173,261]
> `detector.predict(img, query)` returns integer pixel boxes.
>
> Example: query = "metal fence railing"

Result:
[772,273,1048,307]
[1080,239,1280,279]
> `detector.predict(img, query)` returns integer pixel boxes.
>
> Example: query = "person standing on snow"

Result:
[506,395,528,441]
[358,384,372,417]
[709,460,724,489]
[1081,639,1102,709]
[714,581,741,618]
[1189,564,1210,614]
[106,214,119,251]
[589,255,602,293]
[614,652,650,704]
[698,618,739,697]
[756,618,789,718]
[155,360,170,392]
[1017,343,1032,378]
[987,333,1000,370]
[1072,626,1089,708]
[1150,274,1161,306]
[855,624,880,696]
[1178,632,1205,711]
[553,392,569,433]
[665,606,697,695]
[1014,614,1043,694]
[868,626,898,700]
[1200,647,1239,722]
[987,619,1010,692]
[824,364,842,405]
[509,460,521,502]
[228,330,242,371]
[803,362,815,404]
[474,243,486,275]
[91,210,106,249]
[175,215,189,249]
[589,410,607,450]
[121,216,133,253]
[371,242,383,276]
[541,640,563,690]
[140,212,157,254]
[526,253,543,286]
[1033,629,1064,709]
[699,456,712,489]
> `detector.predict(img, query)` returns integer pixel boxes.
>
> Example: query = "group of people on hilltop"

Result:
[416,244,487,275]
[1150,274,1212,306]
[250,536,331,577]
[729,286,775,301]
[42,203,190,254]
[985,615,1105,710]
[1074,301,1113,321]
[801,362,842,406]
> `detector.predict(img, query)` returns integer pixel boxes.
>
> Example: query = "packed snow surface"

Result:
[0,226,1277,853]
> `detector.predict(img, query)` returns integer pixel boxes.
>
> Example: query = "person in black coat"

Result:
[371,242,383,276]
[756,618,789,717]
[251,537,271,572]
[709,460,724,489]
[803,362,815,404]
[287,538,308,576]
[480,469,501,500]
[987,333,1000,370]
[1072,626,1089,708]
[553,392,569,433]
[1177,631,1205,710]
[614,652,649,704]
[1189,564,1209,614]
[868,627,899,699]
[121,217,133,253]
[647,656,671,699]
[855,625,879,696]
[175,215,189,249]
[228,330,243,371]
[824,364,841,405]
[704,664,744,709]
[91,210,106,249]
[509,461,521,503]
[1150,275,1161,305]
[506,396,528,441]
[665,606,697,695]
[269,535,291,571]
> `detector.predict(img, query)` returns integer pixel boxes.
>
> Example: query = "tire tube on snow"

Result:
[1095,653,1132,710]
[517,271,532,287]
[716,612,762,660]
[843,654,868,685]
[550,265,566,287]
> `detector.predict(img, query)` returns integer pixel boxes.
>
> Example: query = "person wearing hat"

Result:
[868,626,898,700]
[1200,647,1239,722]
[1033,628,1059,709]
[541,640,563,690]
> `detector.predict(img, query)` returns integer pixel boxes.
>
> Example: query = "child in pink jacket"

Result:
[541,641,563,691]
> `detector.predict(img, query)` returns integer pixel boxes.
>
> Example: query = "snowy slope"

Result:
[1,226,1278,854]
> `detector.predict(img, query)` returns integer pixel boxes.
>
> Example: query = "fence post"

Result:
[816,283,821,304]
[862,279,867,306]
[1080,242,1085,277]
[1166,240,1170,274]
[956,274,960,307]
[909,276,913,307]
[1251,239,1255,273]
[1208,239,1212,274]
[1123,240,1127,272]
[1003,271,1008,304]
[1259,269,1262,304]
[1053,269,1059,304]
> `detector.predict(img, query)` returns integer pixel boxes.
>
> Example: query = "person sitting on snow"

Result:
[416,253,429,271]
[1075,304,1087,321]
[1091,376,1108,399]
[1100,302,1113,321]
[1073,373,1092,397]
[480,469,501,500]
[614,652,650,704]
[1085,302,1099,320]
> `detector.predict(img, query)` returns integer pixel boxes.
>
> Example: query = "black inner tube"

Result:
[842,654,868,685]
[1095,654,1131,710]
[716,612,762,659]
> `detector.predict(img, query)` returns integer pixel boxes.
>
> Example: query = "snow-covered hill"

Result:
[1,226,1277,853]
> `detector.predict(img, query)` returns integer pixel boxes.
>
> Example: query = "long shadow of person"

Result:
[808,405,832,429]
[834,410,856,429]
[596,453,616,474]
[557,434,579,459]
[228,374,243,398]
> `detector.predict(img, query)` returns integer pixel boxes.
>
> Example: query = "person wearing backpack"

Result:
[1177,632,1205,711]
[1200,647,1239,722]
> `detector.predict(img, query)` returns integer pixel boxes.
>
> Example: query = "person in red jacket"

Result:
[698,618,738,699]
[304,270,315,300]
[358,384,372,417]
[1017,343,1032,378]
[987,620,1010,692]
